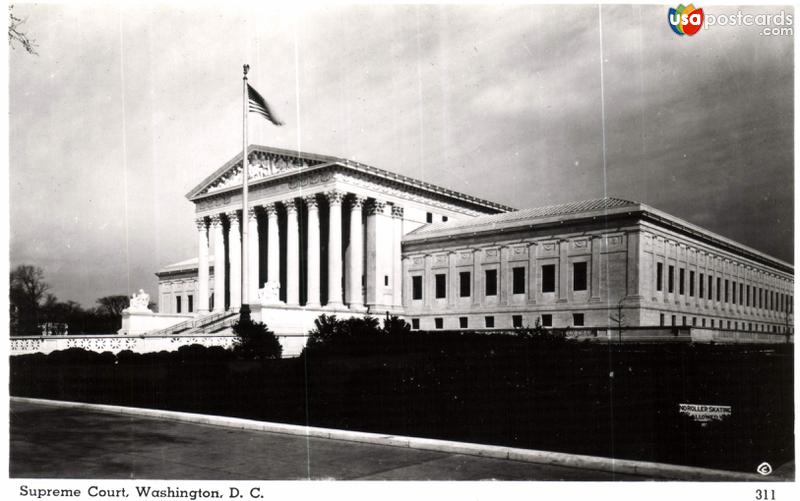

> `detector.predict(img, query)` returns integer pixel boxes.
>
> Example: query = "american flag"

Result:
[247,84,284,126]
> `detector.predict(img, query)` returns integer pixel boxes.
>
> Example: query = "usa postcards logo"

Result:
[668,4,705,36]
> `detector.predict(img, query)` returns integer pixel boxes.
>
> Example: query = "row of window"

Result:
[655,263,792,313]
[410,313,585,330]
[411,263,589,300]
[658,313,790,333]
[175,295,194,313]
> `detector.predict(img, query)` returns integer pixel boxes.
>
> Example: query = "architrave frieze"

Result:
[193,164,500,218]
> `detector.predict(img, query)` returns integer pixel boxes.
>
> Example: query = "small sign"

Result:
[679,403,732,422]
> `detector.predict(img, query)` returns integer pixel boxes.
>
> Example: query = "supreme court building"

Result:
[155,145,793,339]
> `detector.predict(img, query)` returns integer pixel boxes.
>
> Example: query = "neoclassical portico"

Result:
[183,144,512,328]
[194,190,402,313]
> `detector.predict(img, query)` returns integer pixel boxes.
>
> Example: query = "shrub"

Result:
[515,318,571,346]
[382,313,411,336]
[306,314,383,350]
[232,318,282,359]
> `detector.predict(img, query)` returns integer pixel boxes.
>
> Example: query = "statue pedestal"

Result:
[257,281,283,306]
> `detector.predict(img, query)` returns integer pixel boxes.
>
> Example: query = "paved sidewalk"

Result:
[10,400,642,480]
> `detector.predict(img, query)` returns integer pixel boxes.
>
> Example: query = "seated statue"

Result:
[128,289,152,312]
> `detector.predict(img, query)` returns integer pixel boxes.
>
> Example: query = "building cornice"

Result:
[186,145,513,214]
[403,203,793,276]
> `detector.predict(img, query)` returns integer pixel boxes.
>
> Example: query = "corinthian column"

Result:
[305,195,321,308]
[391,205,404,308]
[211,214,226,312]
[227,211,242,310]
[326,190,345,307]
[196,217,210,314]
[247,207,259,304]
[265,204,280,286]
[347,196,365,309]
[285,199,300,306]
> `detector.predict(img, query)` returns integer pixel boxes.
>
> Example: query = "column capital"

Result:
[246,207,257,220]
[349,194,366,209]
[391,205,404,218]
[210,214,224,227]
[367,199,387,215]
[261,202,279,216]
[226,210,240,225]
[195,217,207,231]
[303,194,320,209]
[283,198,298,213]
[326,190,346,205]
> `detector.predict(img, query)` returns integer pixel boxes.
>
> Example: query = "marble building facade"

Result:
[156,145,793,337]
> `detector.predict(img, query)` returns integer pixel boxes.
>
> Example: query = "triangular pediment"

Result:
[186,145,340,200]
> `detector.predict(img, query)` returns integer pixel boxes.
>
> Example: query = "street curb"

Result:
[11,396,779,481]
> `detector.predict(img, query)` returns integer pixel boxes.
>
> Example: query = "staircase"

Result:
[147,310,237,336]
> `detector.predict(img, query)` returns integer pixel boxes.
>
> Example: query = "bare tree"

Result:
[96,295,130,317]
[9,4,37,55]
[9,264,49,334]
[608,298,626,343]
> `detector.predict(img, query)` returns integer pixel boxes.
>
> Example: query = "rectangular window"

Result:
[485,269,498,296]
[573,313,584,327]
[664,265,674,294]
[512,267,526,294]
[689,271,695,297]
[434,318,443,329]
[679,268,685,295]
[512,315,523,328]
[426,212,433,223]
[732,281,737,304]
[692,317,697,326]
[656,263,663,291]
[485,316,495,328]
[411,318,420,330]
[659,313,664,326]
[187,295,193,313]
[435,274,447,299]
[412,276,423,300]
[725,279,729,303]
[682,316,686,326]
[210,293,214,311]
[716,277,721,301]
[442,215,448,222]
[573,262,588,292]
[459,317,468,329]
[708,275,713,300]
[384,275,389,286]
[671,315,676,326]
[699,273,704,298]
[176,296,182,314]
[759,288,763,308]
[711,319,715,328]
[459,271,471,297]
[702,318,706,327]
[746,285,750,306]
[541,314,552,327]
[541,265,555,293]
[739,283,744,305]
[727,320,731,329]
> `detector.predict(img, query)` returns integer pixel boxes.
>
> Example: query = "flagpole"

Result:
[240,64,251,322]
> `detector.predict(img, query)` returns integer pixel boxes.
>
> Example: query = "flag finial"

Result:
[243,64,250,78]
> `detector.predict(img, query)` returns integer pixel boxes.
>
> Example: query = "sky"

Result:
[8,3,794,308]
